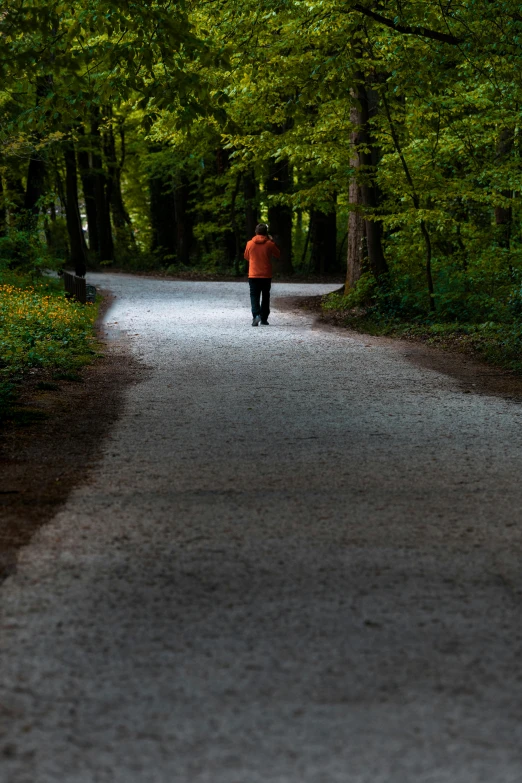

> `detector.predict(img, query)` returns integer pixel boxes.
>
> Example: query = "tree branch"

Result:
[353,4,463,45]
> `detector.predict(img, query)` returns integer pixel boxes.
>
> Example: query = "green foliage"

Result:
[323,273,378,311]
[0,274,99,419]
[0,0,209,131]
[4,1,522,350]
[0,227,63,277]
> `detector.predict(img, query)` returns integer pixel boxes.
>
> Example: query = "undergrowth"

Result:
[0,274,99,420]
[322,274,522,373]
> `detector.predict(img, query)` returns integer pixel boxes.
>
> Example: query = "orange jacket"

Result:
[244,235,280,278]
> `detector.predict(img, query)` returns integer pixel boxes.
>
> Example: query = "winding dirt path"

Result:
[1,274,522,782]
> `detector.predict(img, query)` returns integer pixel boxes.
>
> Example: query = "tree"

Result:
[63,139,88,276]
[0,0,209,268]
[3,0,522,324]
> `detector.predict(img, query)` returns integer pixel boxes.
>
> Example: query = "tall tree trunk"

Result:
[216,148,237,267]
[149,174,177,260]
[50,170,70,261]
[229,175,243,275]
[495,126,514,249]
[223,228,237,266]
[361,85,388,279]
[347,80,388,291]
[63,141,88,277]
[346,100,366,293]
[310,207,337,275]
[173,178,193,266]
[91,110,114,262]
[301,218,312,267]
[23,77,52,231]
[243,170,258,240]
[24,154,47,230]
[105,120,135,251]
[43,200,56,252]
[266,159,293,275]
[77,129,99,256]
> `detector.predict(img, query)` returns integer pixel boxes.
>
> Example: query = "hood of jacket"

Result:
[252,234,269,243]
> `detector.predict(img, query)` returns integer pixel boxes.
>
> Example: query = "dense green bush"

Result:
[0,228,63,277]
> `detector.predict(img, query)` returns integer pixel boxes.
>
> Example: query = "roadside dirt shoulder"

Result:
[0,293,144,582]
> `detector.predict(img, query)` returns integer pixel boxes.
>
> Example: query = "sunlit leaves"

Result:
[0,0,209,133]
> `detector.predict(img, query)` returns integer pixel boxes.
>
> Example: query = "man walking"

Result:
[244,223,280,326]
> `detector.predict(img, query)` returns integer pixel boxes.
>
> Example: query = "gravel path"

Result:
[2,274,522,783]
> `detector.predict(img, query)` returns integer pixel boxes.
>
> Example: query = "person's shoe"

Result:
[252,315,262,326]
[260,320,270,326]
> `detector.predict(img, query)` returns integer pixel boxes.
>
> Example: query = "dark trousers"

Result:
[249,278,271,321]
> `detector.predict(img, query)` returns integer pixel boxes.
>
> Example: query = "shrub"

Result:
[0,228,62,277]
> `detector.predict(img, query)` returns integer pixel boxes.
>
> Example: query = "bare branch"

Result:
[352,4,464,45]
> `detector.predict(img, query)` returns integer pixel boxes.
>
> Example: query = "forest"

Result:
[2,1,522,324]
